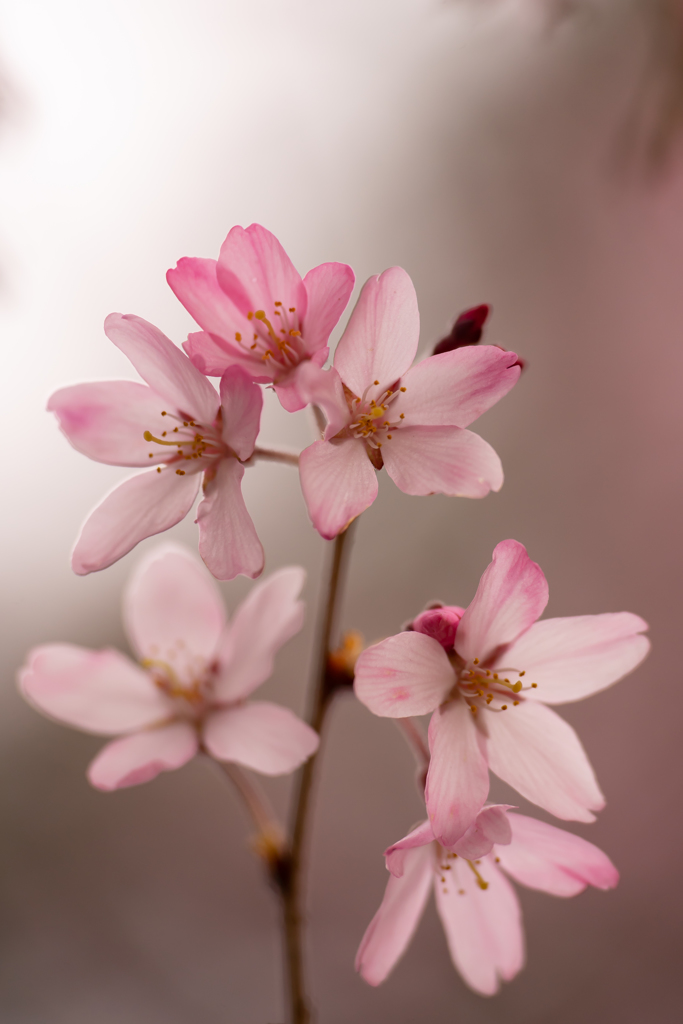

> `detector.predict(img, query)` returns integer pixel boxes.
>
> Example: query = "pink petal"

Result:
[104,313,220,425]
[72,468,200,575]
[500,613,650,705]
[219,366,262,460]
[294,363,350,438]
[485,700,605,822]
[355,844,433,986]
[202,701,319,775]
[382,426,503,498]
[216,224,307,321]
[452,804,514,861]
[354,632,454,718]
[498,813,619,897]
[435,856,524,996]
[167,257,244,344]
[455,540,549,665]
[299,438,378,539]
[196,458,264,581]
[87,722,198,790]
[184,330,274,381]
[19,644,170,735]
[48,381,170,467]
[384,820,435,877]
[333,267,419,398]
[213,566,306,702]
[122,544,226,685]
[395,345,521,427]
[302,261,355,354]
[426,699,490,847]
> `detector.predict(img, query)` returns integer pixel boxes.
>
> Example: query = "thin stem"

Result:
[395,717,430,773]
[251,446,300,466]
[216,760,284,846]
[395,717,430,794]
[280,522,357,1024]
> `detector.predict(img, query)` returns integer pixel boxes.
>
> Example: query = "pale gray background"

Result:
[2,1,682,1021]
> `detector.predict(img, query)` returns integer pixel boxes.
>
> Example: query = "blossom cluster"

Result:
[19,223,650,1004]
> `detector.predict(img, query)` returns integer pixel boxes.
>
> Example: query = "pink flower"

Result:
[297,268,522,539]
[18,546,319,791]
[356,807,619,996]
[354,539,650,845]
[48,313,265,580]
[167,223,355,412]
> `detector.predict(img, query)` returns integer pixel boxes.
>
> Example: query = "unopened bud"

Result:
[433,304,490,355]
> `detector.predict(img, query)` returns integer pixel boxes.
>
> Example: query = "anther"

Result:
[531,683,538,688]
[161,411,167,416]
[156,467,161,473]
[235,332,242,342]
[501,704,508,710]
[289,307,295,312]
[513,700,520,706]
[175,469,185,475]
[473,658,479,665]
[373,379,379,385]
[400,386,406,392]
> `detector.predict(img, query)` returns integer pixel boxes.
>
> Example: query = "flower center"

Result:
[142,657,212,718]
[231,302,305,368]
[143,410,226,477]
[347,381,407,450]
[449,653,538,715]
[436,848,490,895]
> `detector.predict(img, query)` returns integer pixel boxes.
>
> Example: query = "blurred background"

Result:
[2,0,683,1020]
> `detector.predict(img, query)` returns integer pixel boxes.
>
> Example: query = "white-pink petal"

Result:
[203,701,319,776]
[216,224,307,321]
[72,468,200,575]
[497,813,619,897]
[426,699,490,847]
[294,363,350,439]
[501,613,650,705]
[299,438,378,539]
[396,345,521,428]
[19,644,170,735]
[356,844,433,987]
[334,267,419,399]
[219,366,262,461]
[213,566,306,702]
[104,313,220,425]
[485,700,605,822]
[167,257,244,345]
[87,722,198,790]
[452,804,514,861]
[48,381,169,467]
[302,261,355,354]
[196,459,264,581]
[122,545,226,684]
[384,820,436,877]
[354,632,454,718]
[435,856,524,996]
[382,426,503,498]
[455,540,549,664]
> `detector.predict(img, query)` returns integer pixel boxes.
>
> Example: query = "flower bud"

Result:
[432,304,490,355]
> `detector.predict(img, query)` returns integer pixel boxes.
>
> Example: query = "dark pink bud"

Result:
[433,304,490,355]
[410,605,466,651]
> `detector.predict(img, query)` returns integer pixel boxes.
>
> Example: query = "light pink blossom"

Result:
[297,267,522,538]
[356,807,618,996]
[49,313,265,580]
[18,546,318,790]
[354,539,650,845]
[167,223,355,411]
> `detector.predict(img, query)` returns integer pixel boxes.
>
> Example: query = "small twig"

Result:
[250,446,300,466]
[280,521,357,1024]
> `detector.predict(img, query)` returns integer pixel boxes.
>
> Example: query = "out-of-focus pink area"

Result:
[2,1,683,1021]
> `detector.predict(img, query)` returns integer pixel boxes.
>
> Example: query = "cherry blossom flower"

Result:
[167,223,355,411]
[354,539,650,845]
[18,546,318,791]
[356,807,618,996]
[48,313,265,580]
[296,267,521,539]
